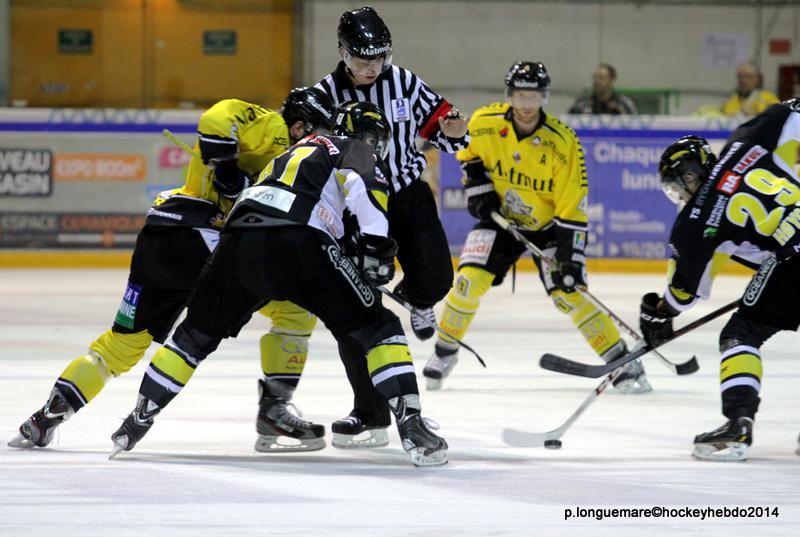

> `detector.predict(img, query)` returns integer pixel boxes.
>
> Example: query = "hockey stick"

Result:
[502,368,623,447]
[539,298,739,378]
[377,286,487,368]
[162,128,201,158]
[489,211,699,375]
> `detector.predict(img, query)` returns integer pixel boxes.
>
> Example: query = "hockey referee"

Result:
[315,5,469,447]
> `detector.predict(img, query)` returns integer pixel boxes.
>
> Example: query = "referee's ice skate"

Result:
[331,412,390,449]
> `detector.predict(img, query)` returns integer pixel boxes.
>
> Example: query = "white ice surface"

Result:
[1,269,798,536]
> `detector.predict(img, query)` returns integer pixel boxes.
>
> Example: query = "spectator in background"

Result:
[568,63,637,115]
[721,62,779,118]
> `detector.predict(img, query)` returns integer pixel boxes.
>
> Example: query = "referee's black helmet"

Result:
[338,6,393,66]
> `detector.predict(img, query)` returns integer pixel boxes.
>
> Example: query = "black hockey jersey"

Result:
[227,135,391,241]
[665,104,800,312]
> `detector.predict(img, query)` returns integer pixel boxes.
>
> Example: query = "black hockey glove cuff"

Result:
[462,161,500,222]
[357,233,398,286]
[554,222,587,266]
[212,159,251,199]
[639,292,677,346]
[466,184,500,221]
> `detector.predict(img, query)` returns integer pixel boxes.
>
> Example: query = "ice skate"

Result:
[612,358,652,394]
[604,342,652,394]
[390,395,447,467]
[8,388,74,449]
[331,411,390,449]
[393,285,436,341]
[109,395,159,458]
[692,417,753,462]
[423,344,459,391]
[255,380,325,452]
[410,306,436,341]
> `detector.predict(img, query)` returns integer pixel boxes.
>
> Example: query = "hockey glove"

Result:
[639,292,677,346]
[212,159,251,200]
[553,260,586,293]
[357,233,398,286]
[467,186,501,221]
[775,243,800,262]
[553,222,588,293]
[463,161,500,221]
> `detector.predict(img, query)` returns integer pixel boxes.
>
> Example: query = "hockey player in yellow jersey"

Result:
[153,98,290,223]
[424,61,651,394]
[8,88,336,451]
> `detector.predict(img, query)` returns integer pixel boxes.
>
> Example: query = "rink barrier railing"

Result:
[0,250,755,276]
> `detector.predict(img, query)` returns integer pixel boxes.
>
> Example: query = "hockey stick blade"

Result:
[502,428,557,446]
[489,211,696,376]
[674,355,700,375]
[376,286,487,368]
[501,371,618,447]
[539,299,738,378]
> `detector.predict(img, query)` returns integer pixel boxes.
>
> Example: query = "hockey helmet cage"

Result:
[333,101,392,159]
[658,135,717,204]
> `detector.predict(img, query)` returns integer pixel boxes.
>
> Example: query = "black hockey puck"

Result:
[544,439,562,449]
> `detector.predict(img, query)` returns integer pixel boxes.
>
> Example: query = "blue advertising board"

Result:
[438,126,732,259]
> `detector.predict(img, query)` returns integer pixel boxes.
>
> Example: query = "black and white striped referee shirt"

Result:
[316,62,470,194]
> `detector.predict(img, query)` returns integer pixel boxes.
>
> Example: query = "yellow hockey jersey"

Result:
[148,99,290,229]
[457,103,588,232]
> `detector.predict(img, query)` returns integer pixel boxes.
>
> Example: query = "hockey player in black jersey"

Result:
[640,99,800,461]
[110,102,448,467]
[8,87,335,452]
[316,4,469,449]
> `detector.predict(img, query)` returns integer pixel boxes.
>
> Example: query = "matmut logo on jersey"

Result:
[716,171,741,195]
[732,146,767,174]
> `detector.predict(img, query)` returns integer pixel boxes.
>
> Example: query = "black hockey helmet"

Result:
[658,135,717,204]
[338,6,393,69]
[782,96,800,113]
[281,87,335,138]
[332,101,392,159]
[505,61,551,94]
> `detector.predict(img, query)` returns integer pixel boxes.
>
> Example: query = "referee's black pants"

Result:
[339,180,454,425]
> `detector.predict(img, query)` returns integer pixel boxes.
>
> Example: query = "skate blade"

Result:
[254,435,326,453]
[425,376,443,391]
[408,447,448,467]
[613,377,653,395]
[7,433,34,449]
[692,442,748,462]
[108,441,126,460]
[331,429,390,449]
